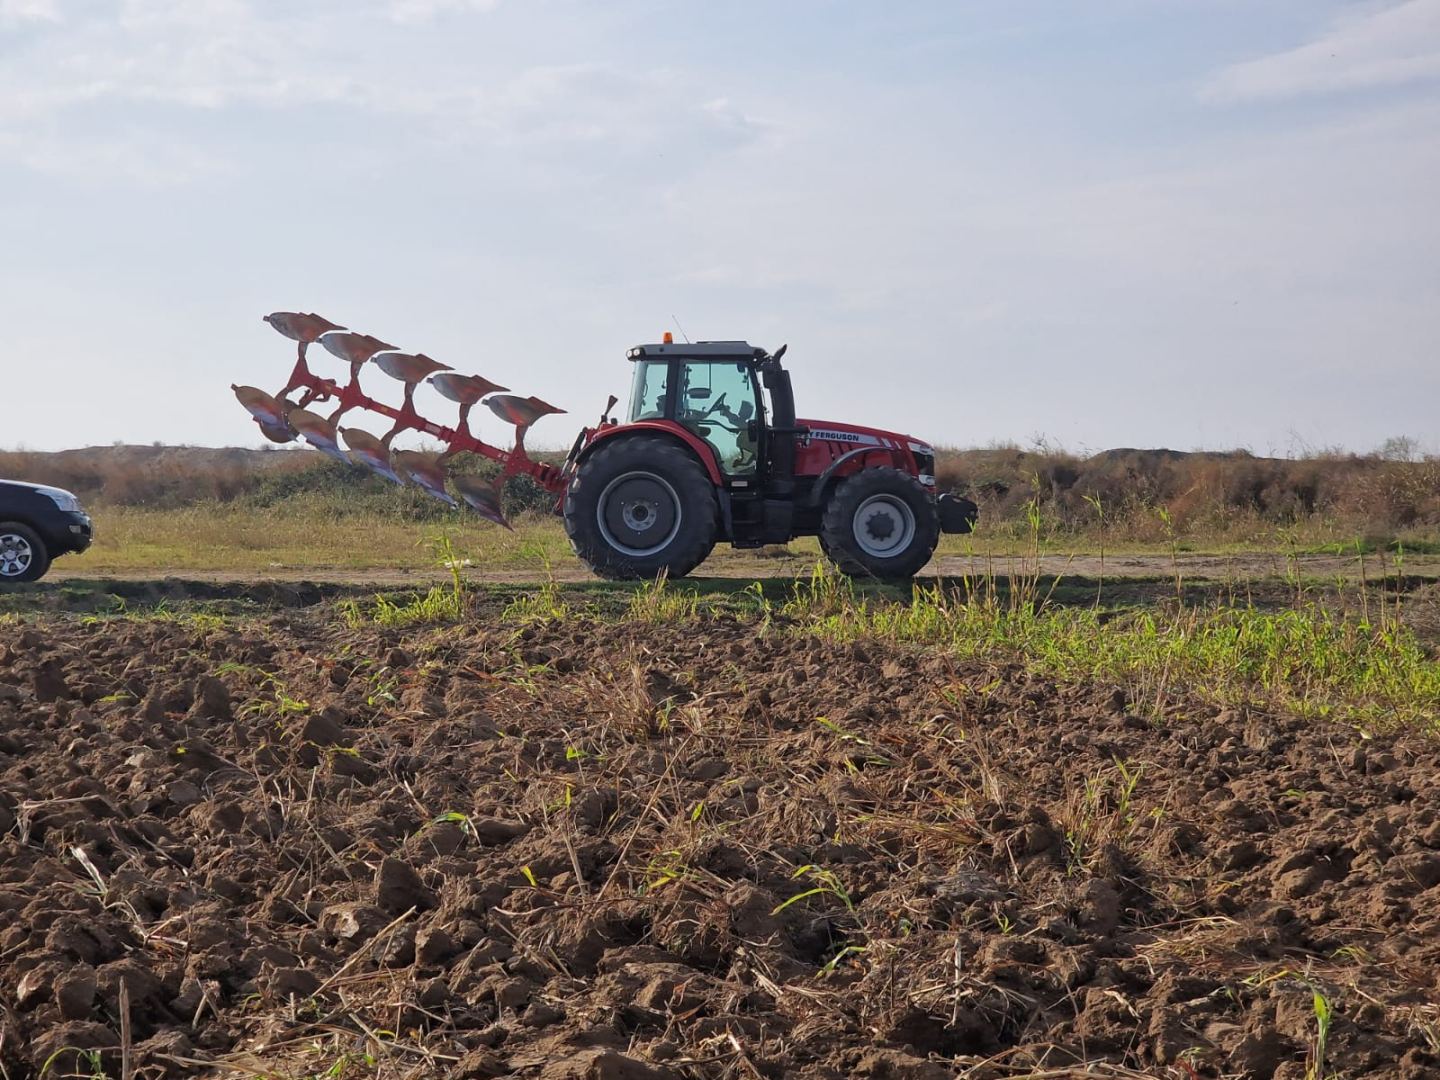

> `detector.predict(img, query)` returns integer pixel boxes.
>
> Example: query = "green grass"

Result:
[343,584,467,628]
[341,536,472,626]
[51,500,1440,579]
[756,566,1440,732]
[627,573,703,623]
[18,492,1440,734]
[454,559,1440,733]
[336,542,1440,733]
[68,502,575,574]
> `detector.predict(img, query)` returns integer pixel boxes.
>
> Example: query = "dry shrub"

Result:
[0,444,565,519]
[0,445,314,508]
[6,442,1440,540]
[936,445,1440,539]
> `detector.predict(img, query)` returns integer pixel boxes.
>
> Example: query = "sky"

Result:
[2,0,1437,456]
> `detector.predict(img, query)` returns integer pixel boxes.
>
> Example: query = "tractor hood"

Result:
[798,419,932,456]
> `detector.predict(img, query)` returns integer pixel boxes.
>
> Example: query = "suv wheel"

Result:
[0,523,50,583]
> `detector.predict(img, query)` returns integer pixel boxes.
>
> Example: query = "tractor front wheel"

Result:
[820,468,940,580]
[565,436,718,580]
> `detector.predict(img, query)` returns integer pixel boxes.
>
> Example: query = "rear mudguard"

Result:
[575,421,724,485]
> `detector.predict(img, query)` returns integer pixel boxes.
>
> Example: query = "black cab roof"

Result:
[626,341,765,362]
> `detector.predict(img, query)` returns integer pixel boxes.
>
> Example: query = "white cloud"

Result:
[0,0,59,25]
[701,97,773,142]
[1203,0,1440,102]
[388,0,498,24]
[0,1,344,121]
[0,128,223,185]
[0,4,767,173]
[118,0,251,29]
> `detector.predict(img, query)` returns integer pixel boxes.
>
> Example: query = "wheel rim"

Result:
[597,471,682,557]
[852,495,916,559]
[0,533,34,578]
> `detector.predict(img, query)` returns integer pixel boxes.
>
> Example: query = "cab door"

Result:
[675,361,764,477]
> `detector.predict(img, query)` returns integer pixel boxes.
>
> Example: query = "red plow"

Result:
[232,312,570,530]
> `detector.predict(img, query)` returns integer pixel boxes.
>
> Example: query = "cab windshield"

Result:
[628,360,668,422]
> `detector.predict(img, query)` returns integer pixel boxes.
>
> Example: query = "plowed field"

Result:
[2,606,1438,1078]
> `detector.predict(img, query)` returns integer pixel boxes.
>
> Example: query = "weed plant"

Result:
[320,507,1440,732]
[342,535,470,627]
[754,561,1440,731]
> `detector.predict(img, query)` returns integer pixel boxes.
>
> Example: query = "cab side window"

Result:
[677,362,761,475]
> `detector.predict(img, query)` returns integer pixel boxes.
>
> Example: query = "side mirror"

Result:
[687,387,713,401]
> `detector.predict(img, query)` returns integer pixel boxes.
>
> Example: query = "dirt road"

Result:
[44,550,1440,589]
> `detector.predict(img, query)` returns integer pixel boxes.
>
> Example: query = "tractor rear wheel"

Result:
[820,468,940,580]
[565,436,718,580]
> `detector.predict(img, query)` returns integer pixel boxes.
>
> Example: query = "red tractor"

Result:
[561,339,976,580]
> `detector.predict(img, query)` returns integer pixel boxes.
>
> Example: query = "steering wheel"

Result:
[697,392,743,433]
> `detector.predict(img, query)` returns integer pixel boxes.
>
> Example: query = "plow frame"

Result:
[278,348,570,495]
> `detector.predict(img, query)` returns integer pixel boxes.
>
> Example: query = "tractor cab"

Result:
[624,341,774,478]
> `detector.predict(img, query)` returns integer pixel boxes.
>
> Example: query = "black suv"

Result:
[0,481,93,582]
